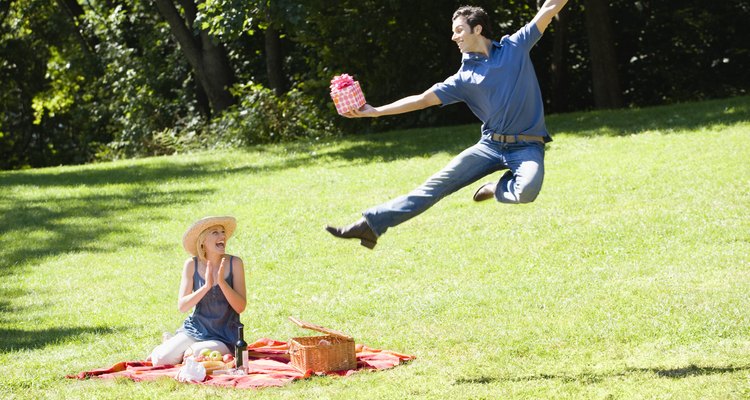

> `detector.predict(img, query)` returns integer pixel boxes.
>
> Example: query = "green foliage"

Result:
[531,0,750,110]
[210,82,336,146]
[31,46,81,124]
[87,3,199,158]
[196,0,258,39]
[0,0,110,169]
[1,0,749,169]
[614,0,750,105]
[134,82,337,156]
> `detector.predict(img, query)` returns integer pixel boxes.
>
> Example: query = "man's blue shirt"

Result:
[432,22,550,141]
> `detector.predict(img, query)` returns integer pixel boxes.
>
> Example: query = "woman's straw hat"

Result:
[182,216,237,256]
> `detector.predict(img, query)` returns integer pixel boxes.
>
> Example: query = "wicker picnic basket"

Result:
[288,317,356,373]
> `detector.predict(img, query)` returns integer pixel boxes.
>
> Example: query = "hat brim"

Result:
[182,216,237,256]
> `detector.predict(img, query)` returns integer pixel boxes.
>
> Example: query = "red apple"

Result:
[223,353,234,363]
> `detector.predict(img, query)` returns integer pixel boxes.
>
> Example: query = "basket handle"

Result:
[288,316,353,340]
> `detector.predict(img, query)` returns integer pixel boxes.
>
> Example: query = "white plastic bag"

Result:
[176,357,206,383]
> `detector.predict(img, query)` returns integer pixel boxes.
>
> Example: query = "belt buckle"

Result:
[492,133,512,143]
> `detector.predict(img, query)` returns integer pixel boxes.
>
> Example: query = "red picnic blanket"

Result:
[67,338,415,389]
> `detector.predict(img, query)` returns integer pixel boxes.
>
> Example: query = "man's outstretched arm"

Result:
[531,0,569,34]
[343,89,441,118]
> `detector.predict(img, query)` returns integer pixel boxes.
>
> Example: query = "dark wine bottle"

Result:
[234,325,247,370]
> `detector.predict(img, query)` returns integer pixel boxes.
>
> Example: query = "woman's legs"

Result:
[150,332,197,366]
[188,340,231,357]
[150,334,231,366]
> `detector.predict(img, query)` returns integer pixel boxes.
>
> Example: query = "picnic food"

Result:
[184,347,230,363]
[200,360,227,375]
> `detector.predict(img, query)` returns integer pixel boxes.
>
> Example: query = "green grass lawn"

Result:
[1,96,749,399]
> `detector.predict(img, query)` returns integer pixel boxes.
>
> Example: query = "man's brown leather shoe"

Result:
[325,218,378,249]
[472,181,497,202]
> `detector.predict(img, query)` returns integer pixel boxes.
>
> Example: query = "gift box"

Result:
[287,316,356,374]
[330,74,366,115]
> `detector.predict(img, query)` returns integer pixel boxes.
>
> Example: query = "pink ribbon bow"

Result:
[330,74,356,91]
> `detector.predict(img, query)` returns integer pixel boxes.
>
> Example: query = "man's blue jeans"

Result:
[363,138,545,237]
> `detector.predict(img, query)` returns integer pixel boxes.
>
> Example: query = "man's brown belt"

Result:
[491,133,545,143]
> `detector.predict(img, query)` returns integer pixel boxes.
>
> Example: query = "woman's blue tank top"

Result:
[181,256,241,347]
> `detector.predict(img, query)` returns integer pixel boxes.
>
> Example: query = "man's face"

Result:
[451,17,482,53]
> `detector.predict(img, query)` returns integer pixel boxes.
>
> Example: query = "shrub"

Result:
[210,82,337,146]
[124,82,338,157]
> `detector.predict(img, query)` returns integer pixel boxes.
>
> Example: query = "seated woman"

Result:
[150,216,247,366]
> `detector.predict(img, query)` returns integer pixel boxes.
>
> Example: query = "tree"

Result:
[549,4,570,112]
[193,0,297,95]
[0,0,112,168]
[584,0,623,109]
[153,0,235,115]
[2,0,749,169]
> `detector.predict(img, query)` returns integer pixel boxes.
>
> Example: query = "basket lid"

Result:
[288,316,353,340]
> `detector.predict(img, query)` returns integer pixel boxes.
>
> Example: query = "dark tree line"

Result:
[1,0,748,169]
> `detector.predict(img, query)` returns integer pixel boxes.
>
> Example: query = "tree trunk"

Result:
[583,0,623,109]
[550,5,569,112]
[264,24,286,95]
[154,0,235,115]
[56,0,99,63]
[193,74,211,117]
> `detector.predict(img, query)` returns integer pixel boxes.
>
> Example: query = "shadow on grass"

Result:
[631,365,750,379]
[0,164,218,329]
[0,158,266,188]
[453,363,750,385]
[546,95,750,138]
[0,187,212,276]
[454,373,612,385]
[319,124,476,165]
[0,325,126,352]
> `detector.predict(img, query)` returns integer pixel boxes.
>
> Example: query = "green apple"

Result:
[209,350,223,361]
[199,348,212,357]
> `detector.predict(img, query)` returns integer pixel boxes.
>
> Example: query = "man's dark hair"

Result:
[452,6,494,38]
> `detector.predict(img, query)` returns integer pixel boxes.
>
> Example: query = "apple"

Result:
[199,348,212,357]
[209,350,223,361]
[223,353,234,364]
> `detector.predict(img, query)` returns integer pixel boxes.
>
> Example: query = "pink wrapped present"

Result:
[330,74,366,115]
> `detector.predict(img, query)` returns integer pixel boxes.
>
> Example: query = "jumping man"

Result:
[326,1,570,249]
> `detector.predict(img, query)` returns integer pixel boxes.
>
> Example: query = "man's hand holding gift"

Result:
[342,103,376,118]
